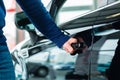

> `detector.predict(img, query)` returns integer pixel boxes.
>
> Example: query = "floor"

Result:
[29,70,107,80]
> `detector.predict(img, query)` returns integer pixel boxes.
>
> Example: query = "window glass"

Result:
[56,0,95,25]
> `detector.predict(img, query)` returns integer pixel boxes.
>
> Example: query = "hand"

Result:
[63,37,88,55]
[62,38,77,54]
[74,37,88,54]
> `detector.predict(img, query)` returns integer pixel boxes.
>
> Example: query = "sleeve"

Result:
[16,0,70,48]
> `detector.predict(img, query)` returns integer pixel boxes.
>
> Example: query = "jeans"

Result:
[0,43,15,80]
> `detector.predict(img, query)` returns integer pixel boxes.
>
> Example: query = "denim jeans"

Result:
[0,43,15,80]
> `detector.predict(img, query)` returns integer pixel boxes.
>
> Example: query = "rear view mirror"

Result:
[15,11,35,31]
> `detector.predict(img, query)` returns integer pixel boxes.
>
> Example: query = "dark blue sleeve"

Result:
[16,0,69,48]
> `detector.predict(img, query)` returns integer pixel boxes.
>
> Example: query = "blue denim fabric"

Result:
[0,44,15,80]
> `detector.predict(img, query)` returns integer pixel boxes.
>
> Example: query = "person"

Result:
[0,0,77,79]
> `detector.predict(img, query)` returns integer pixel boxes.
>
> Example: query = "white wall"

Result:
[3,0,16,50]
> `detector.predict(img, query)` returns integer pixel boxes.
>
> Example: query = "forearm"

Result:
[16,0,69,47]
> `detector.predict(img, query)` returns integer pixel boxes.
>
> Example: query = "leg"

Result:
[0,43,15,80]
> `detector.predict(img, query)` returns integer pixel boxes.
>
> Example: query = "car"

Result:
[11,0,120,80]
[11,38,51,79]
[11,30,77,79]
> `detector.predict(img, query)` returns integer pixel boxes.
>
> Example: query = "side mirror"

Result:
[15,11,35,31]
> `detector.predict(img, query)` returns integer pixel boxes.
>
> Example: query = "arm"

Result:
[16,0,77,54]
[16,0,69,48]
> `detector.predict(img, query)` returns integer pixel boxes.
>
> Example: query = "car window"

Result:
[54,0,120,32]
[56,0,95,25]
[55,0,120,26]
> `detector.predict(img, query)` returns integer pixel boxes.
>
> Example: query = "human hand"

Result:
[62,38,77,54]
[63,37,88,55]
[72,37,88,55]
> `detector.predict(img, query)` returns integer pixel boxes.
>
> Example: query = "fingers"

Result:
[63,37,88,55]
[63,42,74,53]
[63,38,77,54]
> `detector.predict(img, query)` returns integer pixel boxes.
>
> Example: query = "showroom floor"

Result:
[29,70,107,80]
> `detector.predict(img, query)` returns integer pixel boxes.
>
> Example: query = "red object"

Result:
[7,0,16,12]
[7,8,15,12]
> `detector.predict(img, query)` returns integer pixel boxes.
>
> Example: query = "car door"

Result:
[50,0,120,80]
